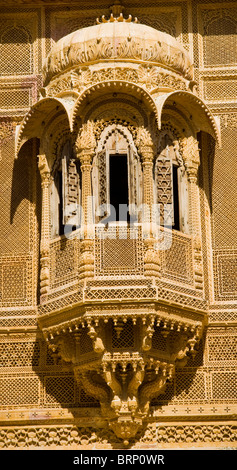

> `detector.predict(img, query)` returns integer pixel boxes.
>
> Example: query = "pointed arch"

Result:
[93,122,142,223]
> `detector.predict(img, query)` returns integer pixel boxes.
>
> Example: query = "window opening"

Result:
[51,142,81,238]
[55,168,64,236]
[172,164,180,231]
[109,153,129,222]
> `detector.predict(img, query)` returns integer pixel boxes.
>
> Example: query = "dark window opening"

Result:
[109,154,129,222]
[56,170,64,236]
[172,164,180,231]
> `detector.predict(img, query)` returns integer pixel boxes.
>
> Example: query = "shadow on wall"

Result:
[10,137,41,303]
[197,131,215,216]
[150,333,206,410]
[10,138,41,226]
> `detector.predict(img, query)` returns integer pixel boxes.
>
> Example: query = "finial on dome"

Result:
[111,0,124,16]
[96,1,138,24]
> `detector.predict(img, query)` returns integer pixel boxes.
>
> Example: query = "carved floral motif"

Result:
[44,32,192,82]
[46,65,188,97]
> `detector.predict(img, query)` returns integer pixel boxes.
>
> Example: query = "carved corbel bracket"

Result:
[87,320,105,354]
[141,316,155,351]
[41,312,205,445]
[138,362,175,411]
[45,319,105,364]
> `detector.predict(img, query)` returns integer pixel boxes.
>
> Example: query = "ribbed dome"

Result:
[43,21,193,85]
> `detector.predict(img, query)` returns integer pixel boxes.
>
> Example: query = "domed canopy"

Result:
[43,20,193,85]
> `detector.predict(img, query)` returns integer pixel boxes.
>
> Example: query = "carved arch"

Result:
[71,80,159,129]
[92,123,143,223]
[15,97,73,156]
[154,90,221,147]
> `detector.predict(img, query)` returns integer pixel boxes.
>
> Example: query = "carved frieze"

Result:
[46,65,188,98]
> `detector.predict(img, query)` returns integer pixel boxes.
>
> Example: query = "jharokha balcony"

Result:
[15,8,220,444]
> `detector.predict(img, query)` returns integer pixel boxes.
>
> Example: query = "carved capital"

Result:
[136,127,154,163]
[77,151,93,168]
[75,121,96,164]
[180,136,200,182]
[38,154,50,176]
[38,154,51,189]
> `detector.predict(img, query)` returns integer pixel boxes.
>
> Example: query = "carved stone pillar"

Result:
[137,127,160,277]
[75,121,96,282]
[38,154,51,299]
[181,136,204,290]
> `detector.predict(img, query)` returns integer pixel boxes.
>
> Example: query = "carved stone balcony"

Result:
[38,225,207,444]
[14,13,220,445]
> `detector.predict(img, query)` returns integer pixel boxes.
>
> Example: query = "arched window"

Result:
[50,141,81,237]
[0,26,33,75]
[93,126,142,224]
[203,16,237,66]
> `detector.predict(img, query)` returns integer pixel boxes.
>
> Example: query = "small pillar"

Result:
[38,154,51,299]
[75,121,96,282]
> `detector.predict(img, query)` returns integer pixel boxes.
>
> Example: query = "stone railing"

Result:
[42,224,203,303]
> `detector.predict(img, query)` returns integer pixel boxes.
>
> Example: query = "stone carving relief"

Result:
[11,6,223,450]
[44,314,204,445]
[46,65,188,98]
[43,31,193,85]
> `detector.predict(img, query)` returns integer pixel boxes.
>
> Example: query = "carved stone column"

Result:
[181,136,204,290]
[38,154,51,299]
[137,127,160,277]
[75,121,96,282]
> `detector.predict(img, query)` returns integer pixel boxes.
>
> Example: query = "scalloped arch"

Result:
[97,123,137,153]
[154,90,221,147]
[15,97,73,156]
[71,80,159,129]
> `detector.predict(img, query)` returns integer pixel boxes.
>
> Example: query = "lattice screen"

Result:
[50,237,80,290]
[95,226,144,277]
[202,13,237,67]
[160,231,194,286]
[0,26,33,76]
